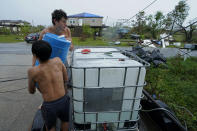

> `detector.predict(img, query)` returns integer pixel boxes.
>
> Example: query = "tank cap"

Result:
[81,49,91,54]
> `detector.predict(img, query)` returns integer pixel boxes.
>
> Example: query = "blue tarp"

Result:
[68,12,103,18]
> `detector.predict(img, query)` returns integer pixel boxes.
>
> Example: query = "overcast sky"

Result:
[0,0,196,26]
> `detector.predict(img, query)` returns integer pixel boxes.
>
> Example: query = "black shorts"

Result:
[41,95,70,130]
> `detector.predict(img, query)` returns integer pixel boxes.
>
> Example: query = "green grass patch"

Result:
[72,37,108,46]
[173,32,197,43]
[145,57,197,131]
[167,43,185,48]
[0,35,134,46]
[173,34,185,42]
[0,34,25,43]
[72,37,131,47]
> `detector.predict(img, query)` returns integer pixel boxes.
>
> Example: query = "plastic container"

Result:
[35,33,71,65]
[71,48,147,130]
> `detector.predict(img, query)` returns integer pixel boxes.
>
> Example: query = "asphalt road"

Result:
[0,42,31,55]
[0,42,41,131]
[0,42,196,131]
[1,42,197,57]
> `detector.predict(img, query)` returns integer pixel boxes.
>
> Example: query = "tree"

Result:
[36,25,45,31]
[80,25,94,41]
[20,23,31,36]
[167,0,196,42]
[132,11,147,35]
[0,27,11,35]
[147,11,165,39]
[31,25,45,33]
[182,23,197,42]
[172,0,189,26]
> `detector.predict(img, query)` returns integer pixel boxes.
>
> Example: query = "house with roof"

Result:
[67,12,103,27]
[0,20,30,33]
[67,12,106,37]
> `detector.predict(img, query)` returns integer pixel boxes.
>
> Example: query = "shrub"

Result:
[145,57,197,131]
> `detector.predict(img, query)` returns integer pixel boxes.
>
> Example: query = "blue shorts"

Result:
[41,95,70,130]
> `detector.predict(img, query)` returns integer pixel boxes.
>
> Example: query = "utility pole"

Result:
[31,20,34,32]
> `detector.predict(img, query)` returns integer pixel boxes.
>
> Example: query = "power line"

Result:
[123,0,159,24]
[0,81,19,89]
[0,87,26,93]
[188,17,197,24]
[0,77,27,83]
[0,65,31,66]
[0,75,26,79]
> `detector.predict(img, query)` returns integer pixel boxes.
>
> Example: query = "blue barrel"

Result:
[35,33,71,65]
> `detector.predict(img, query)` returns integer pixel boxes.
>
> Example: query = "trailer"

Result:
[31,48,187,131]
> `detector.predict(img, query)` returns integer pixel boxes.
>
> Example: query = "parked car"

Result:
[130,34,140,40]
[116,28,130,38]
[25,33,40,43]
[152,40,162,45]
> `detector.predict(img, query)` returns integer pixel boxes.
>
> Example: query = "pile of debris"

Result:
[125,45,167,67]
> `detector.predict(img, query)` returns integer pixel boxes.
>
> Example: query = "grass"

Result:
[173,32,197,43]
[0,34,133,47]
[145,57,197,131]
[72,37,132,47]
[0,35,133,47]
[0,34,25,43]
[173,34,185,42]
[72,37,108,46]
[167,43,185,48]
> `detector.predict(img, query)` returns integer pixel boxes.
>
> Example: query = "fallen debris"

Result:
[126,45,167,67]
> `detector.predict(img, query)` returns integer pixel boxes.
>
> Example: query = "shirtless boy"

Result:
[28,40,69,131]
[32,9,73,66]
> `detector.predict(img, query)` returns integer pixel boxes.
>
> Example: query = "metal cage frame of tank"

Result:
[69,50,150,130]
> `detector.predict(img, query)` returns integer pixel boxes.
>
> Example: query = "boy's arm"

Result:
[62,63,68,83]
[28,68,36,94]
[32,55,36,66]
[32,29,47,66]
[38,29,47,40]
[66,28,74,51]
[61,61,68,88]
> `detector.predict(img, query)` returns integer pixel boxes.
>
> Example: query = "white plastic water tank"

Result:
[72,48,146,130]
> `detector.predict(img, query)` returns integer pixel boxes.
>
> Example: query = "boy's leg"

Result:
[47,127,56,131]
[44,126,56,131]
[61,122,69,131]
[58,95,70,131]
[41,104,57,131]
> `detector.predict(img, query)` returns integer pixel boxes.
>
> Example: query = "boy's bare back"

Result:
[28,57,68,102]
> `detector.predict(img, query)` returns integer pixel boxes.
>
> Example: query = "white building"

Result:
[67,12,107,37]
[0,20,30,32]
[67,12,103,27]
